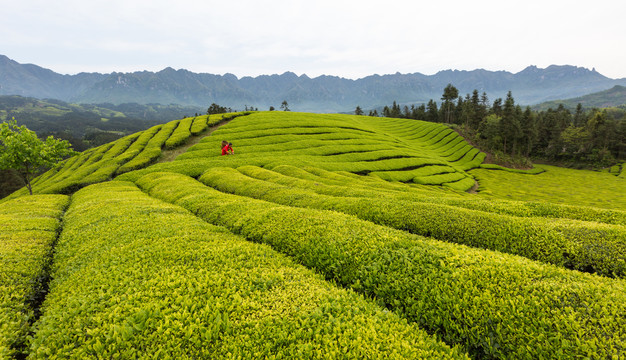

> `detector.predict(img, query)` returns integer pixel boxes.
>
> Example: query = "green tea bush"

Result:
[421,128,454,146]
[441,176,477,191]
[164,117,193,149]
[438,137,465,155]
[28,181,465,359]
[413,172,467,185]
[471,165,626,210]
[0,195,69,358]
[136,172,626,360]
[34,134,145,194]
[371,165,457,182]
[99,132,141,161]
[116,120,179,174]
[478,163,545,174]
[189,115,208,135]
[290,165,626,225]
[200,166,626,278]
[609,164,620,175]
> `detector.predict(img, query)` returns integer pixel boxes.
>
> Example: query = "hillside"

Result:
[533,85,626,111]
[0,95,203,140]
[3,55,626,112]
[1,112,625,359]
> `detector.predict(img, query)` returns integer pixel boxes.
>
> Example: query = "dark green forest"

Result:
[375,85,626,168]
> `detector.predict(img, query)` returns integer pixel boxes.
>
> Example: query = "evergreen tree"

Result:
[479,114,503,151]
[500,92,521,155]
[426,100,439,122]
[207,103,227,115]
[520,107,538,157]
[441,84,459,123]
[459,94,473,126]
[383,106,391,117]
[355,106,364,116]
[403,106,411,119]
[471,90,487,128]
[412,104,427,120]
[491,98,503,117]
[573,103,585,127]
[390,101,402,118]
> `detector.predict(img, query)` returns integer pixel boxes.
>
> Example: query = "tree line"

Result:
[361,85,625,167]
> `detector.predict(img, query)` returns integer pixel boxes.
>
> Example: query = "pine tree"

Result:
[426,100,439,122]
[441,84,459,123]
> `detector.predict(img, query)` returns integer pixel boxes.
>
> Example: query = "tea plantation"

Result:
[1,111,624,359]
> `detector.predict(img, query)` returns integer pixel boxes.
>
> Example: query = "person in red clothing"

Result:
[221,141,234,155]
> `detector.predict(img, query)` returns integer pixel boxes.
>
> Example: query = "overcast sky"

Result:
[2,0,625,79]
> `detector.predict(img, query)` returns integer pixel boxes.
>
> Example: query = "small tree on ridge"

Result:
[0,120,77,195]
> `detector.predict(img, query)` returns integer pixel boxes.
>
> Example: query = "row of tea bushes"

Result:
[200,166,626,278]
[470,165,626,210]
[479,163,545,174]
[136,172,626,359]
[0,195,69,359]
[162,111,238,149]
[179,112,484,190]
[266,165,626,226]
[271,165,454,196]
[116,120,180,174]
[5,113,252,199]
[28,181,465,359]
[35,131,150,195]
[4,126,155,199]
[189,115,209,135]
[164,117,194,149]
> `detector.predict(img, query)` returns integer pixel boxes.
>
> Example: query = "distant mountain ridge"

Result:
[533,85,626,111]
[1,54,625,113]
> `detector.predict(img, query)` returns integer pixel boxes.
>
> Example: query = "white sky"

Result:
[2,0,625,79]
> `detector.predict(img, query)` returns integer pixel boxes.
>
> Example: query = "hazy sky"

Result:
[2,0,625,79]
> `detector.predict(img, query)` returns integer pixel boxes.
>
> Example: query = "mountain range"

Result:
[2,54,625,113]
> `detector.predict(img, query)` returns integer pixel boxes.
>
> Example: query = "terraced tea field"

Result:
[472,164,626,210]
[1,111,624,359]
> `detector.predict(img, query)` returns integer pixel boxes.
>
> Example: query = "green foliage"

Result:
[380,86,625,167]
[199,166,626,278]
[164,117,193,149]
[472,164,626,210]
[3,112,257,199]
[207,103,228,115]
[175,112,484,191]
[116,120,180,174]
[189,115,209,135]
[2,110,625,359]
[0,194,69,358]
[136,172,626,360]
[0,120,76,195]
[28,181,466,359]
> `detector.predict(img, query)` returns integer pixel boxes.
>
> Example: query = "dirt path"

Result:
[158,118,235,163]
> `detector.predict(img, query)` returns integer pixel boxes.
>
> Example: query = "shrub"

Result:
[0,194,69,358]
[28,181,466,359]
[136,172,626,360]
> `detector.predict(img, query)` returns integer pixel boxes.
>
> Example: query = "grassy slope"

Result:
[2,111,625,359]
